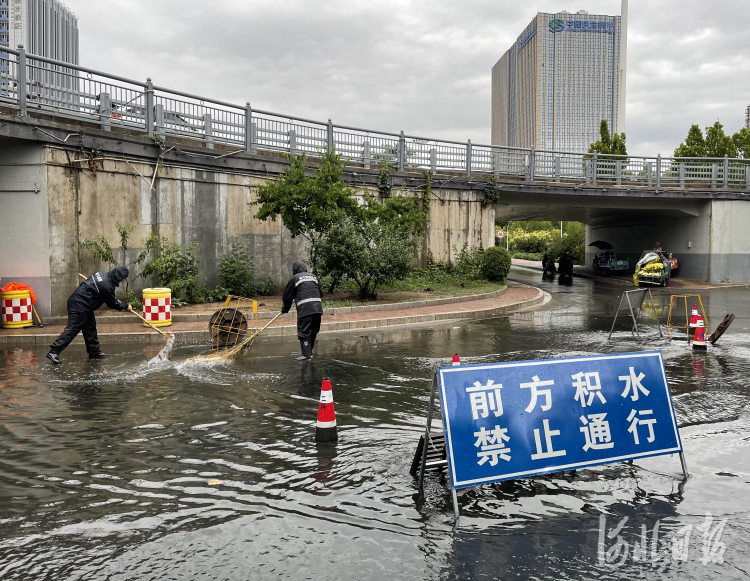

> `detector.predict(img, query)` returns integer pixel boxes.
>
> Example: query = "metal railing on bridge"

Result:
[1,45,749,191]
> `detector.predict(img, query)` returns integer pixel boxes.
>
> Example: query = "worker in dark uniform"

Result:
[281,262,323,361]
[46,266,132,364]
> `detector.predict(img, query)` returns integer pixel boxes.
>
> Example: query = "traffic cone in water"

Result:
[316,377,338,443]
[692,316,707,351]
[452,354,461,366]
[689,305,700,328]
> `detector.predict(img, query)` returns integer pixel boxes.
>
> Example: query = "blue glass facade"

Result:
[492,10,625,152]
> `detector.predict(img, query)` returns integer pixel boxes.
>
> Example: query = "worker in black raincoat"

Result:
[46,266,132,364]
[281,262,323,360]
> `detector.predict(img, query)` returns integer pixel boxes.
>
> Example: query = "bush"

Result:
[219,237,255,297]
[482,247,512,282]
[512,252,544,261]
[452,242,485,285]
[549,232,585,264]
[253,276,278,296]
[508,230,554,254]
[137,235,201,302]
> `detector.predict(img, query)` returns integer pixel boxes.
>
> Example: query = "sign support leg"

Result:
[679,452,689,479]
[450,487,460,521]
[648,289,663,337]
[626,293,641,341]
[418,371,438,494]
[608,294,625,341]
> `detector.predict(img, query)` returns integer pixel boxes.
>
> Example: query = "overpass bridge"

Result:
[1,45,749,315]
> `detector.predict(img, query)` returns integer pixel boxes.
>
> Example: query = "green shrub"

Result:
[451,242,485,285]
[219,237,255,297]
[482,247,512,282]
[253,276,278,296]
[508,230,554,254]
[137,235,200,302]
[549,232,585,264]
[512,252,544,261]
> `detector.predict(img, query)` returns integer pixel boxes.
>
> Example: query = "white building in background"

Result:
[491,1,628,152]
[1,0,79,63]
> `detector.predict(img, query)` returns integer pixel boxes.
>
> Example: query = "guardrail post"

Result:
[679,162,685,189]
[723,155,729,189]
[363,140,371,169]
[592,152,598,186]
[526,146,535,182]
[204,113,213,149]
[646,162,653,188]
[746,165,750,190]
[327,119,334,153]
[144,78,155,136]
[288,129,296,154]
[16,44,27,116]
[155,103,165,138]
[431,148,438,174]
[99,92,111,132]
[615,159,622,186]
[465,140,472,178]
[398,131,405,172]
[244,103,256,154]
[711,163,717,190]
[554,157,560,183]
[656,154,661,189]
[493,151,500,179]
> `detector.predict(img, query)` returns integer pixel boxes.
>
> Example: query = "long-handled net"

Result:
[195,296,282,361]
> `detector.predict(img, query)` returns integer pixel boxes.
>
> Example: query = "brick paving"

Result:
[0,283,543,346]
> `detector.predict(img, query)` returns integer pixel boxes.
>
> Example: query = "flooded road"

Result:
[1,267,749,580]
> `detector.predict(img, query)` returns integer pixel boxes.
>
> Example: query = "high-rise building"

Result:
[1,0,79,62]
[491,1,627,152]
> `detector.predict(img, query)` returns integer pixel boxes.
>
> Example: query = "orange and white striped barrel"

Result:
[1,289,33,329]
[142,288,172,327]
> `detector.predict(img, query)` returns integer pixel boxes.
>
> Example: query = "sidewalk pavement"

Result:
[0,282,545,346]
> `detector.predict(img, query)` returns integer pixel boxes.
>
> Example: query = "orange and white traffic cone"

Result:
[689,305,700,328]
[692,316,707,351]
[315,377,338,443]
[451,354,461,366]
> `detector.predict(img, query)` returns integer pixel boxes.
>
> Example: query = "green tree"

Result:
[588,120,627,156]
[252,150,360,271]
[704,121,737,158]
[732,127,750,159]
[674,124,706,158]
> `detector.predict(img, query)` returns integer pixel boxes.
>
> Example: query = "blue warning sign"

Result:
[438,351,682,489]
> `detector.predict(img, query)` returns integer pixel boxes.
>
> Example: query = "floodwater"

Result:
[1,267,749,580]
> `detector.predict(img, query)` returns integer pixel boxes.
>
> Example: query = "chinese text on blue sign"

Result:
[438,351,682,489]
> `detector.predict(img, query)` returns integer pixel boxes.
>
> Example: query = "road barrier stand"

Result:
[142,288,172,327]
[1,288,34,329]
[666,295,708,341]
[316,378,338,444]
[607,288,662,342]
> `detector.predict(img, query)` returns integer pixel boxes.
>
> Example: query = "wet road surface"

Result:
[1,267,749,580]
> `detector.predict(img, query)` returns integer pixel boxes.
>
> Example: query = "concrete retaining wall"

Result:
[2,141,496,316]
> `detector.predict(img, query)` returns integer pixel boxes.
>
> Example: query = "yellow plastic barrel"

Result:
[1,289,34,329]
[142,287,172,327]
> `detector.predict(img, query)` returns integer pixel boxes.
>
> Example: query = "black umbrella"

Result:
[588,240,613,250]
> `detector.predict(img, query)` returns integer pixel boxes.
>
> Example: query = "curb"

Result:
[2,285,544,346]
[41,286,510,325]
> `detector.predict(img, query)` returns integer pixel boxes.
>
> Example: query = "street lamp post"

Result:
[507,221,512,252]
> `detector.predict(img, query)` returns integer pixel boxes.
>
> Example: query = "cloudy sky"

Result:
[62,0,749,156]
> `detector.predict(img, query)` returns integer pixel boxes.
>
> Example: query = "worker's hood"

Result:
[292,262,308,275]
[109,266,129,286]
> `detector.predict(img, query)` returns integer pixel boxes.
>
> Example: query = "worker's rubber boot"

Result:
[46,352,62,365]
[295,340,312,361]
[89,351,109,359]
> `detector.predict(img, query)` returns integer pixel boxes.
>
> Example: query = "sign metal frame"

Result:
[417,353,689,521]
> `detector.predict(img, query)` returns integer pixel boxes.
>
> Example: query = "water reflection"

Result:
[0,268,749,579]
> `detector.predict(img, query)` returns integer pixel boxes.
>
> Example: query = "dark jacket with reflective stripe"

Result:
[68,266,130,313]
[281,262,323,318]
